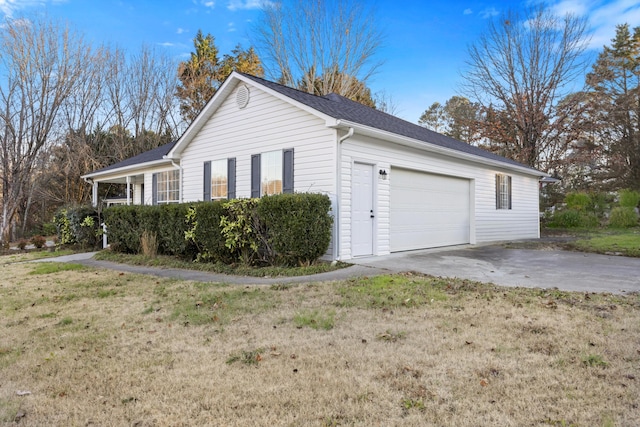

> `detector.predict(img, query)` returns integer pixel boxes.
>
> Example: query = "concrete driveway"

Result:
[352,244,640,294]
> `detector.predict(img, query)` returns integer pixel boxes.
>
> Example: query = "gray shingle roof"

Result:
[88,141,176,175]
[89,73,540,176]
[239,73,539,173]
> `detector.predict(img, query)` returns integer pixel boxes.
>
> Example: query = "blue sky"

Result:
[0,0,639,123]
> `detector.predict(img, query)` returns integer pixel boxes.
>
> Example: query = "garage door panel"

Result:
[390,168,470,252]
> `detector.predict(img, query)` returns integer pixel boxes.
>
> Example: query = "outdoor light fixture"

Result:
[379,169,388,179]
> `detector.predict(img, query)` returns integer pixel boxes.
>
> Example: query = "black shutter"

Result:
[203,161,211,201]
[283,148,294,194]
[251,154,261,198]
[495,174,499,209]
[508,175,512,210]
[152,173,158,205]
[227,157,236,199]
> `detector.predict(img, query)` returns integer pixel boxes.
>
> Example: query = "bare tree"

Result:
[462,5,589,170]
[0,15,90,243]
[253,0,383,101]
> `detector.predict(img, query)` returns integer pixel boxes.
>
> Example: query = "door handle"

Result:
[370,209,375,218]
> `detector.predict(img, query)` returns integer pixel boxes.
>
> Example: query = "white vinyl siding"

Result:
[180,84,336,202]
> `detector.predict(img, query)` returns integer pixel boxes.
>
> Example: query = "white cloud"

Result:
[228,22,236,32]
[0,0,44,17]
[227,0,273,11]
[463,8,472,15]
[176,27,187,34]
[158,42,175,47]
[202,1,215,8]
[549,0,640,49]
[480,7,499,19]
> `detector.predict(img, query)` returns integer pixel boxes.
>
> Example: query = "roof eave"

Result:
[81,158,173,180]
[333,120,548,178]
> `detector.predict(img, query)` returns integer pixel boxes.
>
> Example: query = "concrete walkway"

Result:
[28,245,640,294]
[32,251,386,285]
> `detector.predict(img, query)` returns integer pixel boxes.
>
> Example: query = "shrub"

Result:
[41,222,57,236]
[220,199,262,266]
[618,189,640,209]
[549,209,598,228]
[565,192,591,211]
[258,193,333,266]
[53,205,100,248]
[17,239,27,250]
[608,207,638,228]
[30,235,46,249]
[103,205,141,253]
[157,203,194,256]
[185,201,231,263]
[104,204,196,257]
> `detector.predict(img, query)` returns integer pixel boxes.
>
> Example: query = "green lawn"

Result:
[567,228,640,257]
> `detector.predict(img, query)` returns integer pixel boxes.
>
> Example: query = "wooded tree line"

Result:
[1,1,637,243]
[419,6,640,195]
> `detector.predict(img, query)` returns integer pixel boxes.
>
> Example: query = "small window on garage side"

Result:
[496,174,512,210]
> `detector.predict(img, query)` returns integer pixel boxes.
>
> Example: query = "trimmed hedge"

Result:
[103,204,194,256]
[185,201,231,263]
[258,193,332,266]
[106,193,333,266]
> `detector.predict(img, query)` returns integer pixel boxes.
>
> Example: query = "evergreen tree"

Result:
[176,31,263,122]
[586,24,640,190]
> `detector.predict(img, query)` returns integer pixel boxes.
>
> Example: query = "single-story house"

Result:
[83,72,548,260]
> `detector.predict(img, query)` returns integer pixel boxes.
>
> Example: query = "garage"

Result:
[390,168,471,252]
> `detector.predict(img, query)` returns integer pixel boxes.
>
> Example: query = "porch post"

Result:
[92,181,98,207]
[126,176,131,205]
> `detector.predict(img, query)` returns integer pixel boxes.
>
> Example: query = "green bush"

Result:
[608,207,638,228]
[53,205,100,248]
[549,209,599,228]
[157,204,194,256]
[104,204,195,257]
[618,189,640,208]
[220,198,263,266]
[258,193,333,266]
[103,205,141,253]
[185,201,231,263]
[565,192,591,211]
[106,194,333,266]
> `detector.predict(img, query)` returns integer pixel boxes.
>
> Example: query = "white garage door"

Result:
[390,168,470,252]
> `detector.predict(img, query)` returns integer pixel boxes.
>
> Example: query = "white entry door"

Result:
[351,162,374,257]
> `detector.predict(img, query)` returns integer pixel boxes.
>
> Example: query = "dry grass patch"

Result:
[0,263,638,426]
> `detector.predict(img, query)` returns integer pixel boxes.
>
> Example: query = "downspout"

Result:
[334,125,354,261]
[170,159,183,203]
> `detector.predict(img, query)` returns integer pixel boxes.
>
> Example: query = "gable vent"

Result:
[236,85,250,109]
